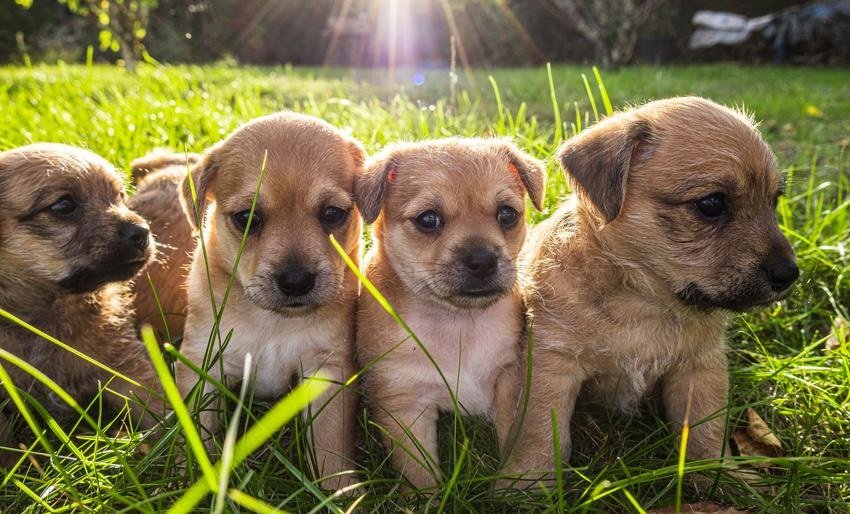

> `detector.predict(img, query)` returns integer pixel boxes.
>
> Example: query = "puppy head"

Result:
[0,143,153,295]
[559,96,798,311]
[178,112,365,316]
[356,138,545,309]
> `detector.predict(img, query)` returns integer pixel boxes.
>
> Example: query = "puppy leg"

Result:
[501,355,585,488]
[374,398,440,491]
[662,349,730,462]
[302,353,358,491]
[492,361,521,456]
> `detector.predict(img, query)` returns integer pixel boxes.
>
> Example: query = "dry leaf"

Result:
[826,316,847,351]
[731,408,784,468]
[648,502,748,513]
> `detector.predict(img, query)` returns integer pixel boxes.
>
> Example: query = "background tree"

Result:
[15,0,156,70]
[541,0,661,67]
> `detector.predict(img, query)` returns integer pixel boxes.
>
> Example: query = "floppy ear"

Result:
[355,147,398,224]
[501,141,546,211]
[178,147,220,231]
[557,118,651,222]
[346,137,367,172]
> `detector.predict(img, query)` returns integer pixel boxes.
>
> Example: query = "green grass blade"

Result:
[228,489,290,514]
[168,376,329,513]
[547,62,562,143]
[140,326,217,491]
[592,66,613,115]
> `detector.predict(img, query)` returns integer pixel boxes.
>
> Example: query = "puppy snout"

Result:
[462,248,499,280]
[118,222,151,252]
[276,267,317,297]
[762,257,799,292]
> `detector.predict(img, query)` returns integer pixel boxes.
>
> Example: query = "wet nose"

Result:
[762,258,799,292]
[277,267,316,296]
[118,222,150,251]
[462,248,498,280]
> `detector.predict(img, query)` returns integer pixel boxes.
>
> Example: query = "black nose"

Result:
[462,248,498,280]
[277,267,316,296]
[763,259,799,292]
[118,222,150,251]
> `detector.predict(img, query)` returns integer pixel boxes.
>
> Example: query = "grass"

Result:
[0,61,848,512]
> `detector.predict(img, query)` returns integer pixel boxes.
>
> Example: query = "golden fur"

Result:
[501,97,799,486]
[174,112,365,490]
[0,143,163,464]
[355,138,545,489]
[129,150,200,340]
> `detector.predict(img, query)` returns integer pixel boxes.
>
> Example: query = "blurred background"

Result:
[2,0,849,69]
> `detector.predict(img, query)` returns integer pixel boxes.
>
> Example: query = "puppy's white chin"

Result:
[436,290,509,310]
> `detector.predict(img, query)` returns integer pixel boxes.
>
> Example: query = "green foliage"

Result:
[0,63,848,511]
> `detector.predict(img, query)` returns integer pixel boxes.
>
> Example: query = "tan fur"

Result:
[174,112,365,490]
[502,97,798,486]
[0,143,163,465]
[355,138,545,489]
[129,152,200,341]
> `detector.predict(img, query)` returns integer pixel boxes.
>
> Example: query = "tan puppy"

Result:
[129,151,200,341]
[502,97,799,485]
[175,113,365,490]
[0,143,162,460]
[355,138,546,490]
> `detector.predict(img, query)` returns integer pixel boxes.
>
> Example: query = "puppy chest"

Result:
[396,304,521,414]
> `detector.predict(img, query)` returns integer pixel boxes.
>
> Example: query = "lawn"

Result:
[0,62,848,512]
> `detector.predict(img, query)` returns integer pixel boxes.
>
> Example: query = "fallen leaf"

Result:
[826,316,847,351]
[731,408,784,468]
[648,502,748,513]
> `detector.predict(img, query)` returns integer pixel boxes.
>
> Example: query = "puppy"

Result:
[129,150,200,341]
[175,112,365,490]
[0,143,162,459]
[502,97,799,485]
[354,138,546,490]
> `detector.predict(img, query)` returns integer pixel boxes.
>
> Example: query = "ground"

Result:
[0,63,848,512]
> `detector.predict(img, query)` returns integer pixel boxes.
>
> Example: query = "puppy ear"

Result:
[178,148,219,231]
[558,118,651,222]
[501,141,546,211]
[355,149,397,224]
[346,137,367,171]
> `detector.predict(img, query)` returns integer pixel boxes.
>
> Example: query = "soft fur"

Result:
[173,112,365,490]
[355,138,545,489]
[129,150,200,340]
[501,97,799,486]
[0,143,163,464]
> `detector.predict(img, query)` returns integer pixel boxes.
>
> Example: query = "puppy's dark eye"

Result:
[232,210,263,233]
[497,205,519,228]
[319,206,348,228]
[413,210,443,233]
[48,195,78,218]
[694,193,728,219]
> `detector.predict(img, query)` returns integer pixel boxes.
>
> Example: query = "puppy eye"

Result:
[497,205,519,228]
[48,195,78,218]
[413,210,443,233]
[319,206,348,228]
[694,193,728,219]
[232,210,263,234]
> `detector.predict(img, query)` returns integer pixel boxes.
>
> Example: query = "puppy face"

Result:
[560,97,798,311]
[357,138,545,309]
[179,112,365,316]
[0,143,153,294]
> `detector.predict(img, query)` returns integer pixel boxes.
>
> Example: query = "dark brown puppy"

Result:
[129,150,200,341]
[502,97,799,486]
[0,143,163,463]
